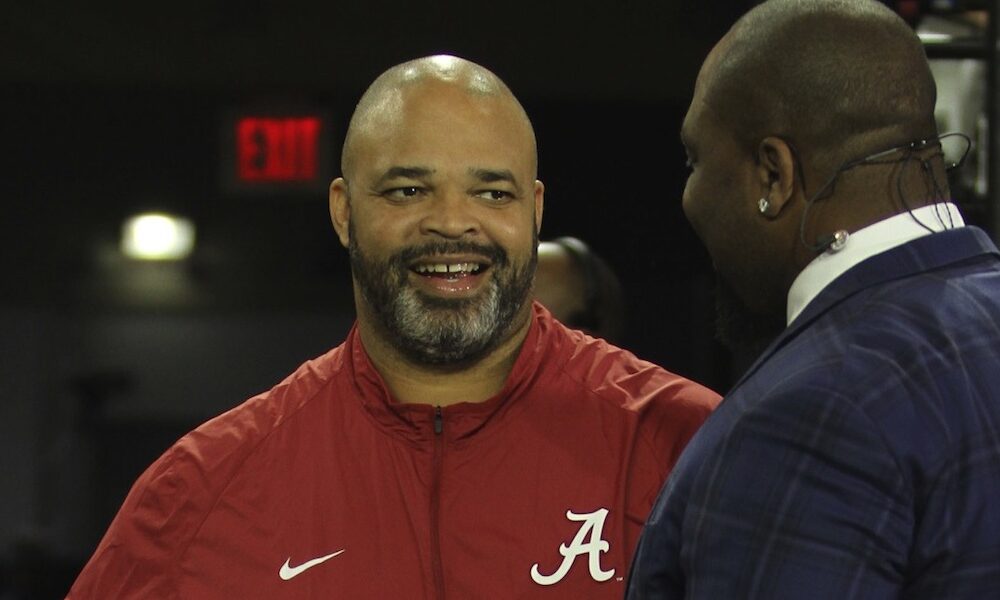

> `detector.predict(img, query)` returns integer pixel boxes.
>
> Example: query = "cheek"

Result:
[361,201,423,233]
[680,177,696,222]
[487,206,537,247]
[350,211,408,258]
[682,175,744,265]
[681,174,713,241]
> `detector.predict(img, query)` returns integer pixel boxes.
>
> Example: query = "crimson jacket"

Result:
[67,303,719,599]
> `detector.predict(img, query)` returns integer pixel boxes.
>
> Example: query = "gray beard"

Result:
[349,230,537,367]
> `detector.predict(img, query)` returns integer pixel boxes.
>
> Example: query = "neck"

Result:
[357,304,534,407]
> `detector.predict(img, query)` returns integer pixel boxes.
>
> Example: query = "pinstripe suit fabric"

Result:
[627,226,1000,599]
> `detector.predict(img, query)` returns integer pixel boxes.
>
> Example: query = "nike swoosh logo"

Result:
[279,549,346,581]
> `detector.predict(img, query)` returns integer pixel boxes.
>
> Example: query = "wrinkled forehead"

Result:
[373,80,525,132]
[350,80,537,172]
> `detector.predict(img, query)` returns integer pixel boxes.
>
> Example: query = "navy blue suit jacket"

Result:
[627,227,1000,598]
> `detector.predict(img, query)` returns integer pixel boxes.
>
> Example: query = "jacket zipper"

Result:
[431,406,445,599]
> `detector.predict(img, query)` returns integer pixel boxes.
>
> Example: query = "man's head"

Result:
[681,0,941,348]
[533,237,625,343]
[329,55,544,368]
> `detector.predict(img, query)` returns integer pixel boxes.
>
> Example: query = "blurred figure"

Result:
[534,236,625,342]
[68,54,720,599]
[628,0,1000,597]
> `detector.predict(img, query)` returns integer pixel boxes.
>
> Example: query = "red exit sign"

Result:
[236,116,322,182]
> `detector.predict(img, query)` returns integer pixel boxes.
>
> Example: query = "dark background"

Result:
[0,1,993,597]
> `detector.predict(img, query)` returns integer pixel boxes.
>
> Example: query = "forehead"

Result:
[682,36,735,140]
[352,82,536,177]
[681,90,717,148]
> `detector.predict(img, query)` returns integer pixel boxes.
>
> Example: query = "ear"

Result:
[329,177,352,248]
[533,179,545,233]
[756,137,797,216]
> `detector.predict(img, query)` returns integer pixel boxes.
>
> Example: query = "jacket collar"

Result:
[786,203,965,324]
[728,226,1000,394]
[342,302,551,445]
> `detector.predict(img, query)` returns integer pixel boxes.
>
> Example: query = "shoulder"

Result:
[537,321,720,460]
[779,245,1000,390]
[551,323,720,413]
[169,343,347,499]
[69,345,349,596]
[805,256,1000,392]
[738,261,1000,482]
[816,236,1000,357]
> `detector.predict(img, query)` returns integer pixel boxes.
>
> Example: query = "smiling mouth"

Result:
[411,262,487,280]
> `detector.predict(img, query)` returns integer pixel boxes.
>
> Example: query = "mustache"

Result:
[391,241,508,268]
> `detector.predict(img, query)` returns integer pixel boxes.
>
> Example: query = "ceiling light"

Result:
[121,212,195,260]
[917,31,953,44]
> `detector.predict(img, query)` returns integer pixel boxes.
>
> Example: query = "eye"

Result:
[381,186,425,202]
[474,189,515,203]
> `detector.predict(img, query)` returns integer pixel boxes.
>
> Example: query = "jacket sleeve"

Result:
[625,375,720,559]
[676,382,910,599]
[66,440,212,600]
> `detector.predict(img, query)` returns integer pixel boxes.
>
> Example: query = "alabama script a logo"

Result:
[530,508,615,585]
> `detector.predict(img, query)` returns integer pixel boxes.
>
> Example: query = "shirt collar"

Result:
[349,302,550,443]
[786,202,965,325]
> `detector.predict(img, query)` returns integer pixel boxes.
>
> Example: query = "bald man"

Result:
[67,55,719,598]
[627,1,1000,598]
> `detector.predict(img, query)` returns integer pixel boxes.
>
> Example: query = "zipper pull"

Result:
[434,406,443,435]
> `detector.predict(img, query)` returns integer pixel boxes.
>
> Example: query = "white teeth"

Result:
[415,263,481,274]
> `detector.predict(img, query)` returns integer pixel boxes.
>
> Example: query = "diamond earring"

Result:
[758,198,770,214]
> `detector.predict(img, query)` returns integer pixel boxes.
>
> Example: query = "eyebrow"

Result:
[375,166,434,186]
[469,168,522,195]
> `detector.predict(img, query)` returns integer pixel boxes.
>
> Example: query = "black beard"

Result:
[349,228,537,367]
[713,273,786,361]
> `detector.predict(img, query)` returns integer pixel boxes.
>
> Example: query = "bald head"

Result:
[701,0,937,167]
[341,55,537,181]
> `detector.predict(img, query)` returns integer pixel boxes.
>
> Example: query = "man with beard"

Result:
[626,1,1000,598]
[67,55,720,599]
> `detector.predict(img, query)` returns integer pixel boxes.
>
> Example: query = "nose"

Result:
[418,189,480,239]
